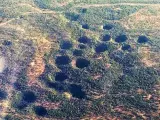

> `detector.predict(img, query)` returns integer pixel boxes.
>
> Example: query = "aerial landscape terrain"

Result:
[0,0,160,119]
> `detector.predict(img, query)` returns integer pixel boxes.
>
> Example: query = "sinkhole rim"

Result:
[103,24,113,30]
[22,91,37,103]
[76,58,90,69]
[34,106,47,116]
[115,35,127,43]
[55,72,68,82]
[95,43,108,53]
[60,41,73,50]
[138,35,149,43]
[102,34,111,41]
[55,56,71,65]
[78,36,91,44]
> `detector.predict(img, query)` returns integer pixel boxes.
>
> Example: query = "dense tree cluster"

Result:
[48,99,88,119]
[110,67,159,113]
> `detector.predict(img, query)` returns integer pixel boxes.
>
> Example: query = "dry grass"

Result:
[121,6,160,30]
[138,46,160,67]
[27,36,51,87]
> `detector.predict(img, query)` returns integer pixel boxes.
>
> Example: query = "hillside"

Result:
[0,0,160,120]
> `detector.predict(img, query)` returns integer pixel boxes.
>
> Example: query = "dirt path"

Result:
[55,0,73,7]
[0,19,15,27]
[74,3,160,8]
[0,11,56,27]
[0,3,57,27]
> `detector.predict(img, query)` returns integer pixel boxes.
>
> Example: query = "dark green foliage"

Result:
[121,53,140,67]
[109,50,125,63]
[125,67,158,90]
[110,51,140,67]
[16,102,28,110]
[47,93,65,102]
[14,69,28,91]
[11,92,24,111]
[106,43,118,53]
[76,6,143,25]
[86,59,107,74]
[73,49,83,56]
[60,66,91,83]
[34,0,52,9]
[48,100,88,119]
[5,115,21,120]
[110,67,159,112]
[112,67,158,92]
[112,93,157,112]
[65,12,80,21]
[85,59,121,94]
[90,98,111,115]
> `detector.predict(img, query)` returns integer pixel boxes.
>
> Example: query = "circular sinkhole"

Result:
[122,44,131,51]
[69,84,86,99]
[47,82,66,92]
[102,35,111,41]
[22,91,36,103]
[82,24,89,29]
[81,8,87,13]
[2,40,12,46]
[103,24,113,30]
[17,102,28,110]
[55,72,68,82]
[73,49,83,56]
[78,44,87,49]
[0,89,7,100]
[115,35,127,43]
[60,41,73,50]
[55,56,71,65]
[78,36,91,44]
[138,36,149,43]
[76,58,90,69]
[13,82,25,91]
[95,43,108,53]
[34,106,47,116]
